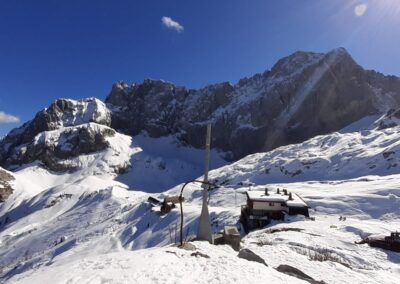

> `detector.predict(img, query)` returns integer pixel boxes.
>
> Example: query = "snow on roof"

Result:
[286,196,308,208]
[246,189,307,207]
[246,190,287,202]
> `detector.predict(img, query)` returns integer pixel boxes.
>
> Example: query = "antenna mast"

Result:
[197,123,213,243]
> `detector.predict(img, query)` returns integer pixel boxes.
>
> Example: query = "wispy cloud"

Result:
[0,111,20,124]
[161,16,184,33]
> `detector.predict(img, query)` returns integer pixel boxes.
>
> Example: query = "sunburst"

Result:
[354,0,400,20]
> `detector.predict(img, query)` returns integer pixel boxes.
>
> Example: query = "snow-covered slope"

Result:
[6,123,132,172]
[8,241,304,284]
[1,166,399,283]
[1,117,400,283]
[210,122,400,185]
[116,134,227,192]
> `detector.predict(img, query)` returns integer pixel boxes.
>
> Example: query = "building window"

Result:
[269,202,274,206]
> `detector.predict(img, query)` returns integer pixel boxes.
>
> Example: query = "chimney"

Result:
[283,189,288,195]
[289,192,293,200]
[277,188,280,194]
[265,188,269,196]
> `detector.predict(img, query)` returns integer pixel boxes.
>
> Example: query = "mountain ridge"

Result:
[1,47,400,171]
[98,47,400,158]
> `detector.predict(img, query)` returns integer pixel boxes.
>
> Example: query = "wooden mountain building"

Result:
[240,188,309,232]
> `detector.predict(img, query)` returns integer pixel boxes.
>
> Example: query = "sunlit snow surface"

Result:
[1,117,400,283]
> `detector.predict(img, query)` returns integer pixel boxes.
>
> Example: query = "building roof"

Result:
[246,191,287,202]
[246,189,307,208]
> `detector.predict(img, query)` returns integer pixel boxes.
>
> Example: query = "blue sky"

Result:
[1,0,399,135]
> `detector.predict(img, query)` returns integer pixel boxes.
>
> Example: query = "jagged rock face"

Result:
[0,167,14,202]
[106,80,189,137]
[106,48,400,159]
[0,98,113,171]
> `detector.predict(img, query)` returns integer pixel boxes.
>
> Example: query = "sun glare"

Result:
[354,3,368,16]
[354,0,400,19]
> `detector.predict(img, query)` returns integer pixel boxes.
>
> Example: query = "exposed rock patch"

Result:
[0,167,15,202]
[237,248,268,266]
[276,264,324,284]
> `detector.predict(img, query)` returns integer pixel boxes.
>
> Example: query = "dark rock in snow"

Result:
[276,264,324,284]
[237,248,268,266]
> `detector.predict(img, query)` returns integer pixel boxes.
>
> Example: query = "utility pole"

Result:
[203,124,211,184]
[197,124,213,243]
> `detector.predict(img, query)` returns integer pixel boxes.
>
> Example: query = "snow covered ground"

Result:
[210,118,400,185]
[2,172,399,283]
[8,241,303,284]
[1,116,400,283]
[117,133,227,193]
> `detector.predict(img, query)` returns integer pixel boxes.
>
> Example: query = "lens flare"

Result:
[354,3,368,16]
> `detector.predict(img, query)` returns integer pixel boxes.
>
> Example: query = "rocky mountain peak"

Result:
[269,50,324,79]
[104,48,400,160]
[326,46,350,57]
[0,98,113,171]
[45,97,111,128]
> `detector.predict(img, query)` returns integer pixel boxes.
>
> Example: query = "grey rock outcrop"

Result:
[237,248,268,266]
[0,167,14,202]
[276,264,324,284]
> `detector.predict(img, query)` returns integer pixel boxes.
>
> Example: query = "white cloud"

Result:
[354,3,368,17]
[161,16,184,33]
[0,111,20,124]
